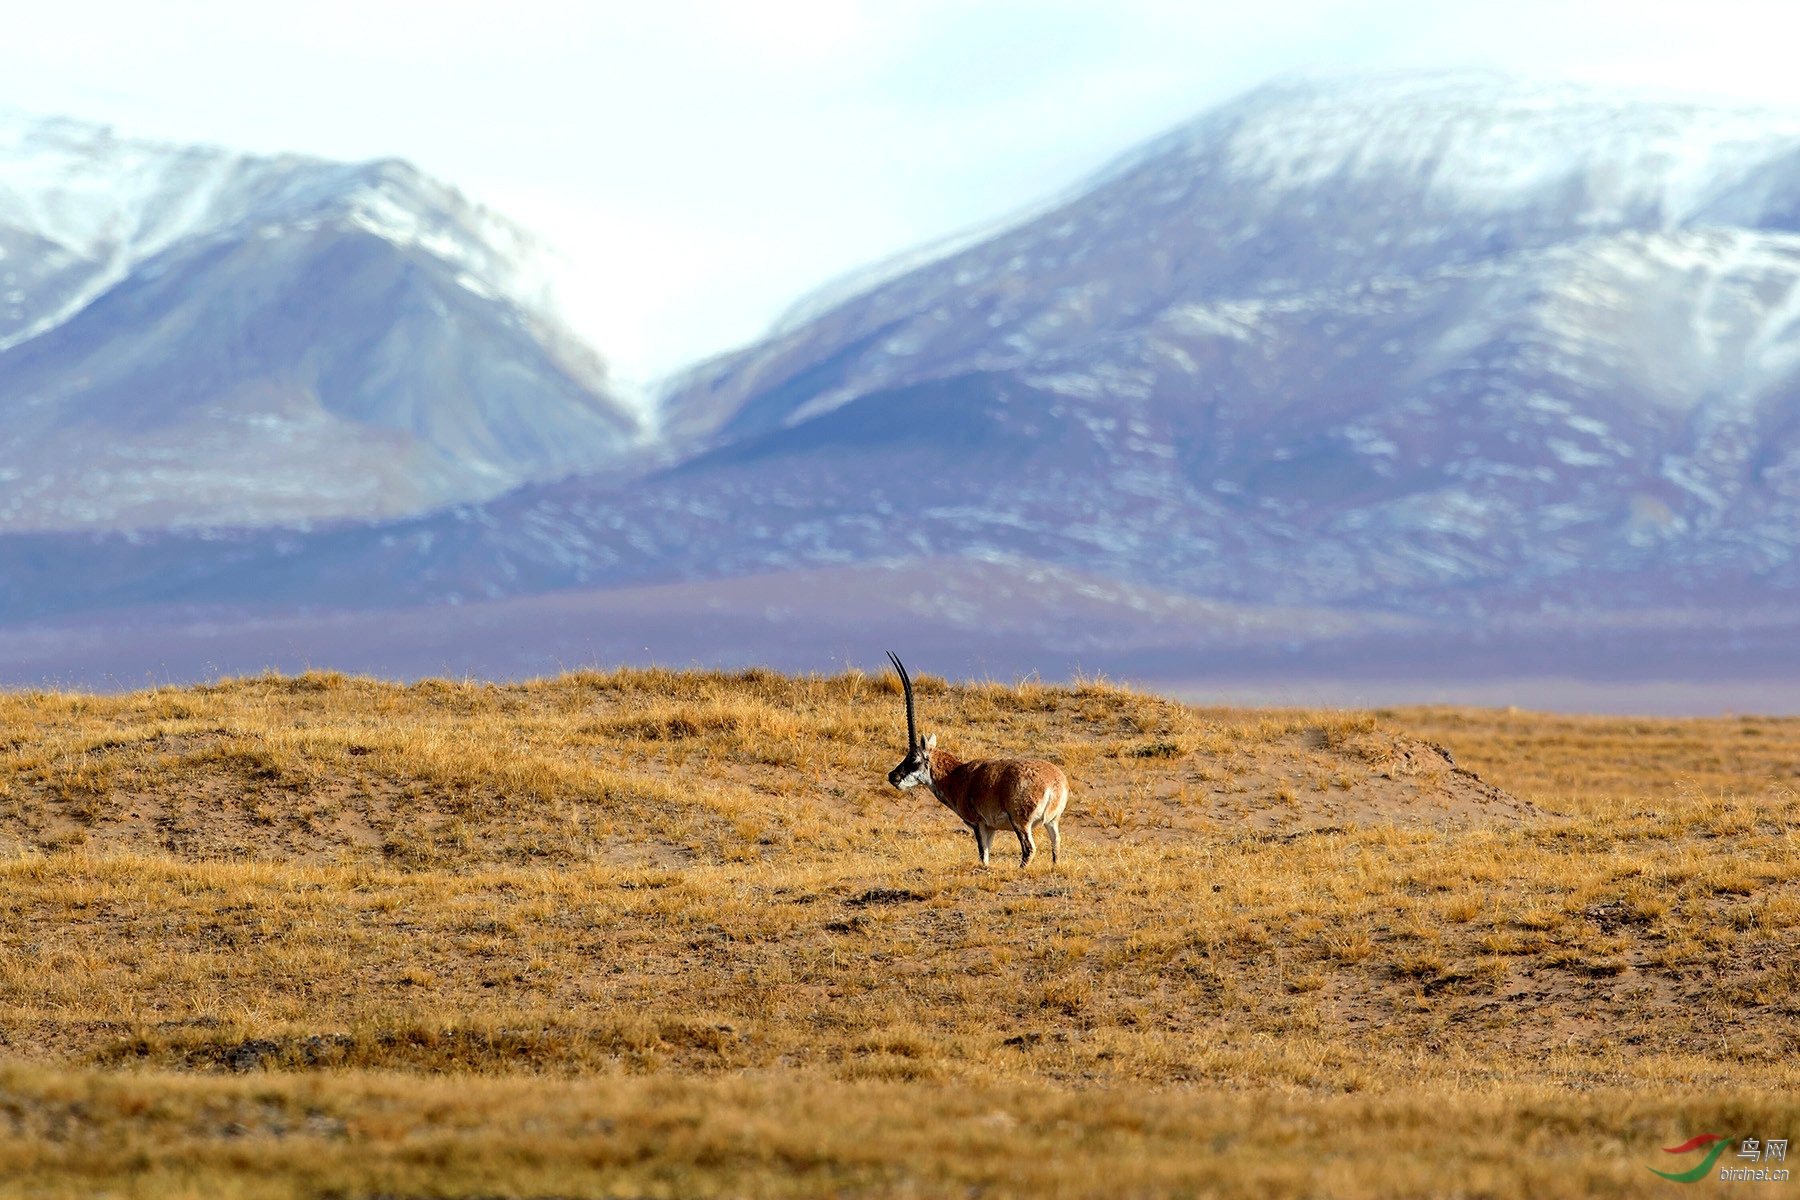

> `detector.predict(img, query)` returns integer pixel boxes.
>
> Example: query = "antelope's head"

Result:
[885,651,936,791]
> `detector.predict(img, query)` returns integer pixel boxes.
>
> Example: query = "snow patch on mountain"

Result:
[0,113,276,351]
[1207,74,1800,223]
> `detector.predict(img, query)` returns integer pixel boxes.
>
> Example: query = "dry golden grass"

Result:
[0,669,1797,1198]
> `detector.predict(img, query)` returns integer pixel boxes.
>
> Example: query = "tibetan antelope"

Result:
[883,652,1068,868]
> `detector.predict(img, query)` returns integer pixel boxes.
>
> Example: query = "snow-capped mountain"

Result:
[9,73,1800,688]
[0,113,643,531]
[644,73,1800,609]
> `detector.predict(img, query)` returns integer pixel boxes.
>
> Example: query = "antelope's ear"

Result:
[924,734,937,749]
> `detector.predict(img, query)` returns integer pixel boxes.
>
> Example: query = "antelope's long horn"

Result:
[886,650,918,748]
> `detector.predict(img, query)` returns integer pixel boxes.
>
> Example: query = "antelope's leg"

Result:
[1013,819,1036,868]
[974,823,994,866]
[1047,819,1060,865]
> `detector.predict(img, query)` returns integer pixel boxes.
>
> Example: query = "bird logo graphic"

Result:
[1648,1135,1736,1183]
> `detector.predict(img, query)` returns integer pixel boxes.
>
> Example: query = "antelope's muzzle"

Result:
[888,748,922,788]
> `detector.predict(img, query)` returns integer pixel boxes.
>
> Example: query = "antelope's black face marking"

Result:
[888,744,929,790]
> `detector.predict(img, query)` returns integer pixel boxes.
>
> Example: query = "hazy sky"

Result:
[3,1,1800,389]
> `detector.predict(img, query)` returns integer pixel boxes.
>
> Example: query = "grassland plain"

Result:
[0,668,1796,1198]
